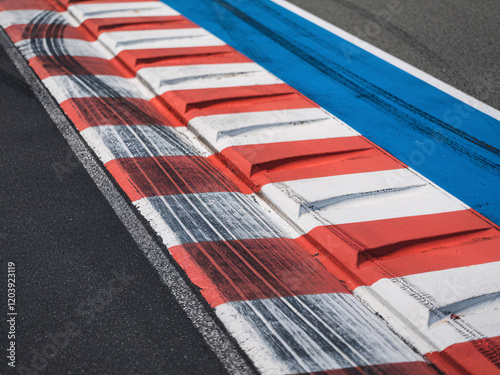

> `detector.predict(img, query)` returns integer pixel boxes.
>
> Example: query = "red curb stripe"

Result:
[118,45,251,70]
[60,0,152,6]
[296,209,500,289]
[0,0,62,11]
[84,15,196,35]
[39,76,313,131]
[426,336,500,374]
[3,3,499,372]
[60,97,168,131]
[211,137,404,190]
[7,17,197,43]
[5,16,200,43]
[169,238,348,308]
[105,156,252,201]
[27,46,251,79]
[154,84,318,127]
[7,24,92,43]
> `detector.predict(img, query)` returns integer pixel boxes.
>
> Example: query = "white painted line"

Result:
[138,63,283,93]
[189,108,358,150]
[270,0,500,121]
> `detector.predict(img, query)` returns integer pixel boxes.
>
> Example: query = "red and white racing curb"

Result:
[2,0,499,373]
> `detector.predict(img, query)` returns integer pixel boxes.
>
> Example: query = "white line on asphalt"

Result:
[270,0,500,121]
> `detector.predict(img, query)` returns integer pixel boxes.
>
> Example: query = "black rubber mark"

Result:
[213,0,500,173]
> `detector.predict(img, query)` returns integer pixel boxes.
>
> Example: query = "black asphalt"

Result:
[285,0,500,110]
[0,37,228,374]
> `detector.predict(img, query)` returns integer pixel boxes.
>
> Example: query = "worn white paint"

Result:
[356,261,500,354]
[42,74,155,102]
[0,2,179,28]
[189,108,358,150]
[68,1,179,21]
[271,0,500,122]
[138,63,283,93]
[135,192,286,248]
[81,125,196,164]
[98,28,226,53]
[3,3,500,372]
[217,293,425,374]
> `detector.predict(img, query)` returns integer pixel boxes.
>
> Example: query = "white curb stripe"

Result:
[16,29,225,60]
[135,192,287,248]
[0,10,69,28]
[68,1,179,21]
[0,2,179,28]
[98,28,226,53]
[188,108,359,149]
[16,38,114,60]
[217,293,425,374]
[42,74,155,102]
[81,125,197,164]
[261,169,468,230]
[137,63,283,93]
[271,0,500,122]
[357,261,500,354]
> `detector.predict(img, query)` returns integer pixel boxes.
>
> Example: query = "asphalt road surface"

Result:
[1,1,499,374]
[0,38,230,375]
[285,0,500,110]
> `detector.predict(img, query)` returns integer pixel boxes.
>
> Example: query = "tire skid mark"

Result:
[213,0,500,173]
[3,2,497,373]
[11,10,428,373]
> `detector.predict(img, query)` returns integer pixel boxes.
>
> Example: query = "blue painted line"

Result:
[161,0,500,225]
